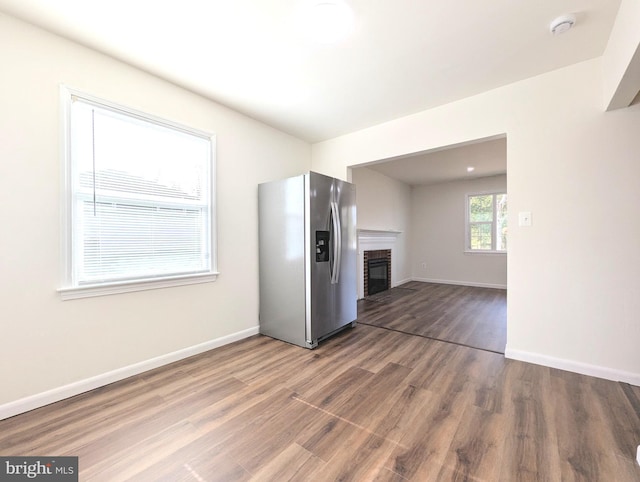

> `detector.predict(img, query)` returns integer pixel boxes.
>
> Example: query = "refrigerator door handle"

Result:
[331,201,342,284]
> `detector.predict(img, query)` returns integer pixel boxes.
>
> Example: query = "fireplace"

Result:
[357,230,399,299]
[363,249,391,296]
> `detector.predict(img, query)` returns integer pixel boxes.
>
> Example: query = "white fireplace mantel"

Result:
[357,229,401,248]
[357,229,401,299]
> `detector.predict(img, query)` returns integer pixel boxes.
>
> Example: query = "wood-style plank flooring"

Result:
[1,288,639,480]
[360,282,507,353]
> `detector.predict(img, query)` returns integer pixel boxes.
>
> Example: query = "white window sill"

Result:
[58,272,219,300]
[464,250,507,255]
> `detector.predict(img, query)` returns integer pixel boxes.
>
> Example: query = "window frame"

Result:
[58,85,218,300]
[464,191,507,254]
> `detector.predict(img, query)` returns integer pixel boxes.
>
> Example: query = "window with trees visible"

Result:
[59,86,217,299]
[466,192,507,252]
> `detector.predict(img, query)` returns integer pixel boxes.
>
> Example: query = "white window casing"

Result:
[465,191,507,254]
[59,86,218,299]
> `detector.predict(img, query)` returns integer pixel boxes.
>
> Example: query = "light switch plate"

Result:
[518,211,532,227]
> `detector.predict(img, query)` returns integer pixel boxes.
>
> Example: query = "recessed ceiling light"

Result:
[550,14,576,35]
[467,166,475,173]
[302,1,355,43]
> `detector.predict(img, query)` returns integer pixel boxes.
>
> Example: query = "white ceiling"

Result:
[0,0,621,143]
[360,136,506,186]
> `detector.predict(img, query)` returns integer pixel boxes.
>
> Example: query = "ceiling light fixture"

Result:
[467,166,475,173]
[550,14,576,35]
[303,0,355,43]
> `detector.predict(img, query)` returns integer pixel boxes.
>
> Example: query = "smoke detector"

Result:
[550,14,576,35]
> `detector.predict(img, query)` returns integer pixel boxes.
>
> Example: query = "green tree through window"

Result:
[467,193,507,252]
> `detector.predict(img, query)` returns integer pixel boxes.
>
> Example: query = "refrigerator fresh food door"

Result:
[333,177,358,329]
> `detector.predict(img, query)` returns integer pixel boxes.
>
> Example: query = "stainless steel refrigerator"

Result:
[258,172,357,348]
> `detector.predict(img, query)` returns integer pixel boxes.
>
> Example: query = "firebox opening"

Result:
[367,258,389,296]
[363,249,391,297]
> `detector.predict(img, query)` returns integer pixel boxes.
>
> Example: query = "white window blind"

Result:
[61,88,215,296]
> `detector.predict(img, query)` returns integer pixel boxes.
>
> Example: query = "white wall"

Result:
[0,13,310,410]
[411,175,507,288]
[351,167,411,286]
[602,0,640,110]
[312,58,640,384]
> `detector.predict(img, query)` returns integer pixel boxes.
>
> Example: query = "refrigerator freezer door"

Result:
[308,172,335,342]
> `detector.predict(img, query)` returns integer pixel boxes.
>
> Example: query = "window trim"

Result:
[58,85,218,300]
[464,191,507,255]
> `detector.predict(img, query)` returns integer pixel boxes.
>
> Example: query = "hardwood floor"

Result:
[360,282,507,353]
[1,319,639,481]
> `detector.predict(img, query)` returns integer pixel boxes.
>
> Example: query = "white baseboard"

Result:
[505,347,640,386]
[412,277,507,290]
[393,277,412,287]
[0,326,259,421]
